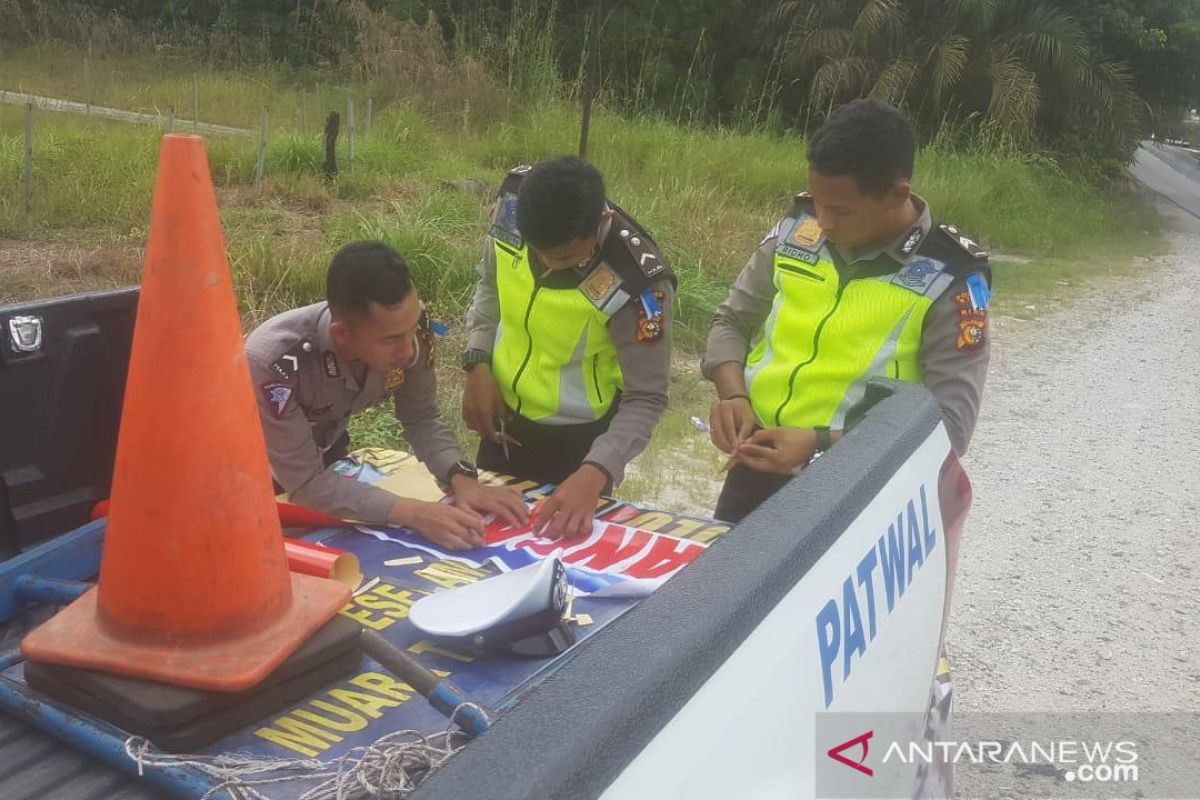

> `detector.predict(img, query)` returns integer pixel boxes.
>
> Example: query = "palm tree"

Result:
[765,0,1144,158]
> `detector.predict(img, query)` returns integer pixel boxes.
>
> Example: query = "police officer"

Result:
[461,156,675,538]
[704,99,991,522]
[246,240,528,550]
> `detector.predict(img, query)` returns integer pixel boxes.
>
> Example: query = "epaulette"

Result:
[920,223,992,289]
[606,203,675,291]
[269,337,314,381]
[937,223,989,260]
[488,165,531,249]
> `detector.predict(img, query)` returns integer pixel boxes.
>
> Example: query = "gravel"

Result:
[948,202,1200,714]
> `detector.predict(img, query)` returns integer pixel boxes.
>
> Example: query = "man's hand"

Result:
[532,464,607,539]
[462,365,508,444]
[389,498,485,551]
[709,396,755,454]
[734,427,817,475]
[449,475,529,528]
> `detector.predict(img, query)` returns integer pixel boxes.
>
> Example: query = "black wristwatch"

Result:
[814,426,833,452]
[462,349,492,372]
[441,460,479,490]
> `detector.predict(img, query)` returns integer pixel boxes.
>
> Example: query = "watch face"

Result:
[451,461,478,479]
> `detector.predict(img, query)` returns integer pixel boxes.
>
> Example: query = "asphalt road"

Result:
[1130,141,1200,219]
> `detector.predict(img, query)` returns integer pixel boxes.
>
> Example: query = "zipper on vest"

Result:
[510,279,543,416]
[773,276,848,427]
[590,353,603,407]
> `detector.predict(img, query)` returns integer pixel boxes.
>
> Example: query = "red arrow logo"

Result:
[827,730,874,776]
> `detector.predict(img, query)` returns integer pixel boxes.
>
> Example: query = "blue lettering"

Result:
[878,515,906,610]
[815,599,841,708]
[906,500,924,582]
[817,489,940,709]
[855,549,879,640]
[841,577,867,681]
[921,485,938,558]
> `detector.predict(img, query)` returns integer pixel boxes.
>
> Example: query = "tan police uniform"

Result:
[245,302,461,523]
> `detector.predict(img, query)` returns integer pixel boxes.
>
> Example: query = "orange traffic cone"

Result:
[21,135,350,692]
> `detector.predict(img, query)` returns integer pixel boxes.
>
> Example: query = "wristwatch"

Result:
[440,460,479,490]
[462,349,492,372]
[804,427,833,470]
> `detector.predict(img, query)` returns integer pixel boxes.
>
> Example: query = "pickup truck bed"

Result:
[0,289,964,800]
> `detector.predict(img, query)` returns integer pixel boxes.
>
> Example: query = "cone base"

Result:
[21,573,351,692]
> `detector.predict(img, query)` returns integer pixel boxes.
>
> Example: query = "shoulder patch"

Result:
[635,289,666,343]
[953,288,988,352]
[270,338,313,380]
[938,224,989,259]
[965,271,991,311]
[261,382,294,419]
[890,256,948,294]
[417,313,436,369]
[489,189,522,249]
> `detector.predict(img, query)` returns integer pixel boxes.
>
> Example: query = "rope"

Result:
[125,702,489,800]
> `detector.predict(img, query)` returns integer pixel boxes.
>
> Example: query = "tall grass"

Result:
[0,43,1160,348]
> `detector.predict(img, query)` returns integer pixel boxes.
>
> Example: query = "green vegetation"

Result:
[6,0,1198,160]
[0,31,1168,508]
[0,47,1161,330]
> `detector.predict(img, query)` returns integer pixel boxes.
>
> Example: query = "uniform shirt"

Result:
[245,302,462,523]
[464,208,672,486]
[702,196,990,455]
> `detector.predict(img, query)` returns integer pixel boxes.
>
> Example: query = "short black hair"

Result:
[808,99,916,198]
[326,240,414,317]
[516,156,606,248]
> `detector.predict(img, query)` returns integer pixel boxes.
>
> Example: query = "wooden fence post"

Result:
[255,105,269,189]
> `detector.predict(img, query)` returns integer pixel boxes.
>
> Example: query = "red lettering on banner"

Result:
[623,536,706,579]
[562,524,652,571]
[518,534,574,557]
[484,520,534,546]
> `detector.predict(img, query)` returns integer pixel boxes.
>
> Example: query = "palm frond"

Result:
[1007,4,1088,74]
[987,53,1040,143]
[852,0,906,52]
[870,56,917,104]
[926,34,969,108]
[778,27,856,74]
[809,55,873,107]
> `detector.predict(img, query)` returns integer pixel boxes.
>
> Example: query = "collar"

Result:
[317,305,365,391]
[838,194,933,266]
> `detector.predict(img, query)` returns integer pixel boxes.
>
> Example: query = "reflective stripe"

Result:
[541,330,597,425]
[743,288,786,420]
[829,307,914,429]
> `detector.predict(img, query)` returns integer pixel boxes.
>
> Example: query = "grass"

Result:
[0,43,1169,510]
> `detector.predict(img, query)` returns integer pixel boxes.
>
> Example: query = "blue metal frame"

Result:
[0,676,217,798]
[0,520,106,624]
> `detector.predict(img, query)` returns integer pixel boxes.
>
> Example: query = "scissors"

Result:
[497,418,522,461]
